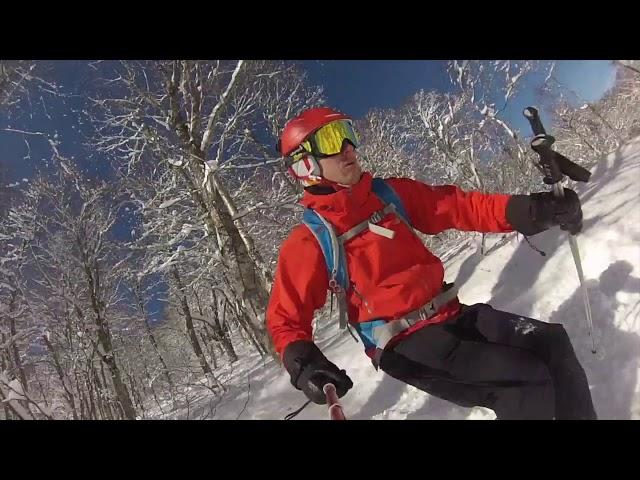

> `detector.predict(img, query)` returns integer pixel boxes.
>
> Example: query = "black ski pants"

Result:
[379,303,597,420]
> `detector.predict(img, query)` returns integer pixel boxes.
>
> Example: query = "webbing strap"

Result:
[337,203,396,244]
[372,285,459,366]
[336,290,349,329]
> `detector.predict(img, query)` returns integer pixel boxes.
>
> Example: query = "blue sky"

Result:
[301,60,452,118]
[502,60,618,133]
[1,60,618,184]
[301,60,617,135]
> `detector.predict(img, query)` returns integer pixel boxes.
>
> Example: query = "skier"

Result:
[266,107,596,420]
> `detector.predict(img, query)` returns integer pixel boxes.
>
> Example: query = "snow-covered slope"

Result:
[158,136,640,420]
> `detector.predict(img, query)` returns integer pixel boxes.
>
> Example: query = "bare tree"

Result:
[0,61,35,109]
[88,60,323,356]
[615,60,640,77]
[4,142,138,419]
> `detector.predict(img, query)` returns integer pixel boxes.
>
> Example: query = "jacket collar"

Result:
[300,172,377,232]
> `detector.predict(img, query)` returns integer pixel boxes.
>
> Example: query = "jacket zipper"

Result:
[351,282,373,314]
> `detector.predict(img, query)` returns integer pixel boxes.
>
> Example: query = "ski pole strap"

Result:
[524,235,546,257]
[371,284,460,367]
[284,399,312,420]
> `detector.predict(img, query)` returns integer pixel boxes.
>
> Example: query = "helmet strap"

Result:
[287,153,324,187]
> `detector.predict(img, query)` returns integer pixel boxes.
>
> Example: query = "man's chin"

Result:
[341,171,363,186]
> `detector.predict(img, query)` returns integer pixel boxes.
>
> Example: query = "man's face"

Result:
[318,142,362,186]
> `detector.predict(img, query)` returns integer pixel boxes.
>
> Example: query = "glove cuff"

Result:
[506,194,550,236]
[282,340,327,389]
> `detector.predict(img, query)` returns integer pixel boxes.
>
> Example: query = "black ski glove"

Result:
[506,188,583,236]
[282,340,353,405]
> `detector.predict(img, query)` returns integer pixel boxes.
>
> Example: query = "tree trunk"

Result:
[78,251,136,419]
[210,290,238,363]
[42,334,78,420]
[92,364,107,420]
[145,357,168,416]
[198,330,215,369]
[75,369,89,420]
[134,283,174,388]
[202,325,218,369]
[0,343,13,420]
[126,370,145,418]
[171,265,213,376]
[176,166,272,354]
[161,62,272,356]
[8,319,28,396]
[208,174,273,348]
[96,326,135,419]
[0,372,34,419]
[234,302,267,356]
[7,293,30,413]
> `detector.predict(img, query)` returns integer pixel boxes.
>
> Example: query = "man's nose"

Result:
[341,141,355,154]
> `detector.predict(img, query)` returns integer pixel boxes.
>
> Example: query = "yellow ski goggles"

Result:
[289,120,359,163]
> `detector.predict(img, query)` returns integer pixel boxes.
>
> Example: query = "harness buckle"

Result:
[369,210,384,224]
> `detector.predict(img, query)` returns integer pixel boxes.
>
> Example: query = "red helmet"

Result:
[278,107,351,156]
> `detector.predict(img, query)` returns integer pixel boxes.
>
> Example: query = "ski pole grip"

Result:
[323,383,346,420]
[523,106,562,183]
[523,106,591,184]
[556,151,592,183]
[523,106,546,136]
[323,383,339,405]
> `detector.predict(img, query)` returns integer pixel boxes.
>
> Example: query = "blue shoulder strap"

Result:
[302,208,349,291]
[371,177,410,224]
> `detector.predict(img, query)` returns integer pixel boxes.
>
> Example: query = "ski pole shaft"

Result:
[549,180,597,354]
[523,106,597,354]
[323,383,346,420]
[568,235,597,353]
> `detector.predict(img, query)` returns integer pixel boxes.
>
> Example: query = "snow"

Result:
[150,137,640,420]
[180,224,193,236]
[156,249,181,272]
[3,379,26,402]
[158,198,181,209]
[0,282,16,292]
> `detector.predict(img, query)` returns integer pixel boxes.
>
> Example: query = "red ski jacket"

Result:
[266,172,515,357]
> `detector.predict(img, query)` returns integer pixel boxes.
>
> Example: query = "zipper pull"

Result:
[352,282,373,314]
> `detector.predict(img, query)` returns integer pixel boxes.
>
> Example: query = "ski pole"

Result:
[523,106,596,354]
[323,383,347,420]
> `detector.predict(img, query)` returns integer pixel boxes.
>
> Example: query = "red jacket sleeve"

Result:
[266,225,329,358]
[386,178,515,235]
